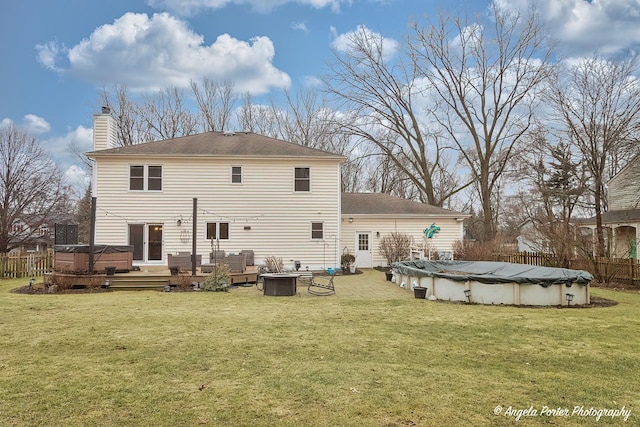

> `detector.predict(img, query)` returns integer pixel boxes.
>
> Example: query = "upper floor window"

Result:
[39,225,49,236]
[130,165,162,191]
[231,166,242,184]
[294,167,310,192]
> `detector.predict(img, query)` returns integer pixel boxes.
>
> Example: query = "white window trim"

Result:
[294,166,311,193]
[129,164,163,192]
[311,221,324,241]
[231,166,243,184]
[206,222,230,241]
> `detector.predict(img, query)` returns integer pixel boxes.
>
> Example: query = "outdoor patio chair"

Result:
[305,270,336,296]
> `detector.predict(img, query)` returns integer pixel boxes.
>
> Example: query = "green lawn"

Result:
[0,275,638,426]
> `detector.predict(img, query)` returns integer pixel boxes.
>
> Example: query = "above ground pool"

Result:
[392,260,593,306]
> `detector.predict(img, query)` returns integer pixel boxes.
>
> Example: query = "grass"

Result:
[0,273,638,426]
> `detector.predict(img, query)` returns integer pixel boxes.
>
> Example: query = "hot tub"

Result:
[54,245,134,273]
[392,260,592,306]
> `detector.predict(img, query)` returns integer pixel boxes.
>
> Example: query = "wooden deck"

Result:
[55,266,258,290]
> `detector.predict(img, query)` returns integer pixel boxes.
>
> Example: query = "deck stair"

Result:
[106,276,170,291]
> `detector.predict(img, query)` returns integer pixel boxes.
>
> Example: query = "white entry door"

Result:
[355,231,373,268]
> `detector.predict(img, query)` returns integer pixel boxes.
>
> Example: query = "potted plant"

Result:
[341,252,356,274]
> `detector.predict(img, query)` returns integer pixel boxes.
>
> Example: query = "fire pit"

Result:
[260,273,300,296]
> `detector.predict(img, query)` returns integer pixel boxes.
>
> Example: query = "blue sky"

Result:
[2,0,640,190]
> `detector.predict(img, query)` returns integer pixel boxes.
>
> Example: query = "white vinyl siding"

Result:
[608,159,640,211]
[93,157,342,270]
[341,216,464,267]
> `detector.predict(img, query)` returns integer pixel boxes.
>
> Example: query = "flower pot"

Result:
[413,286,427,299]
[349,265,356,274]
[385,271,393,281]
[105,266,116,276]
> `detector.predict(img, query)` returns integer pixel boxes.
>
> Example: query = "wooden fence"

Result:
[489,251,640,284]
[0,250,54,279]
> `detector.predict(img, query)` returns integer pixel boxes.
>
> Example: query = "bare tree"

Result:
[548,54,640,256]
[100,85,153,146]
[190,78,237,132]
[236,92,281,135]
[141,87,200,140]
[0,124,70,252]
[408,2,554,239]
[324,26,461,207]
[510,128,588,266]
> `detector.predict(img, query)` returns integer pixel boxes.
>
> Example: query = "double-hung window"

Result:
[129,165,162,191]
[294,167,310,192]
[311,222,324,240]
[206,222,229,240]
[231,166,242,184]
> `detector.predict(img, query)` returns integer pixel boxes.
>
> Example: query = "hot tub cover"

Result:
[392,260,593,286]
[54,245,134,254]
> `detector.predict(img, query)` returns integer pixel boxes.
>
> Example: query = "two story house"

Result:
[574,155,640,259]
[86,108,466,270]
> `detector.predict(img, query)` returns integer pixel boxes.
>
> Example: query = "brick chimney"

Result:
[93,106,118,151]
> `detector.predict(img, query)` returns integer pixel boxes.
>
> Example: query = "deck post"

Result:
[192,198,197,276]
[89,197,96,273]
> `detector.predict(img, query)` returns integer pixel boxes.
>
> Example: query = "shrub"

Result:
[379,232,414,266]
[341,252,355,270]
[264,256,284,273]
[202,263,231,292]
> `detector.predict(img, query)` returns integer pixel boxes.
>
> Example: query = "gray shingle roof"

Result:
[341,193,465,216]
[86,131,346,160]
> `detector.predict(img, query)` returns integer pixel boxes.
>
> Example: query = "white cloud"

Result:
[41,125,93,169]
[331,25,398,62]
[0,115,51,134]
[35,40,65,72]
[40,12,291,95]
[495,0,640,56]
[63,164,91,194]
[303,75,323,87]
[23,114,51,135]
[292,21,310,33]
[147,0,344,16]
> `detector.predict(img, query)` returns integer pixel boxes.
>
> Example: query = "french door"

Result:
[129,224,163,262]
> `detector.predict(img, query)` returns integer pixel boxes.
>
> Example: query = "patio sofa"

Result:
[168,253,202,271]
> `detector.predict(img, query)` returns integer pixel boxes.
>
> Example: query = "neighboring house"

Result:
[9,214,75,253]
[86,108,468,270]
[515,219,551,253]
[573,155,640,259]
[341,193,467,267]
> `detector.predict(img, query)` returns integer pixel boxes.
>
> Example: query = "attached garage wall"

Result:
[340,216,464,268]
